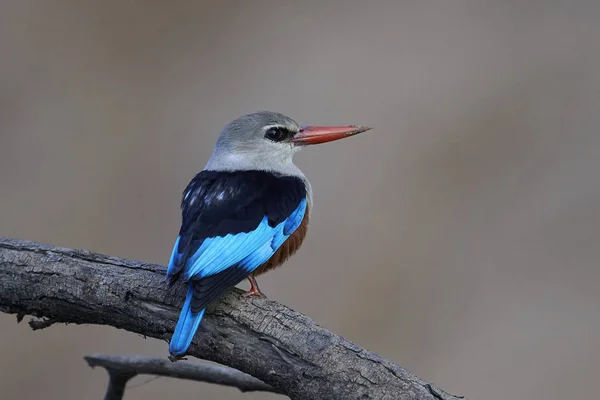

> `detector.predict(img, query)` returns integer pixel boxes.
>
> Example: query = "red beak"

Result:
[291,125,372,145]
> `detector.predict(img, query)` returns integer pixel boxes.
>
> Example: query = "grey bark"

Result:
[0,237,464,400]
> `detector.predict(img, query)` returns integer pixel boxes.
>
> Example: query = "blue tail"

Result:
[169,286,206,356]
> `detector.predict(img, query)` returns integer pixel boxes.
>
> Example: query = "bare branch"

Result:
[0,237,464,400]
[85,354,283,399]
[103,369,135,400]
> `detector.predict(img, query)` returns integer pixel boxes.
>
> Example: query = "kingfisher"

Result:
[167,111,371,357]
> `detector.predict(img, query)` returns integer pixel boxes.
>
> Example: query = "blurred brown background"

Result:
[1,1,600,399]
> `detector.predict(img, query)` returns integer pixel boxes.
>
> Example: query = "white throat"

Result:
[204,145,303,176]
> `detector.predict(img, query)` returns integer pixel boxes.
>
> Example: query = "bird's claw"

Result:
[242,288,267,298]
[168,354,187,362]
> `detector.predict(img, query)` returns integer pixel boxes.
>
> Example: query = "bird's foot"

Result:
[242,287,267,298]
[244,275,267,298]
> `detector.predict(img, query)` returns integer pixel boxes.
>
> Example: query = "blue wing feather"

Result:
[185,216,275,279]
[284,198,307,235]
[169,286,205,355]
[239,239,279,270]
[169,199,307,282]
[167,236,182,276]
[167,197,307,356]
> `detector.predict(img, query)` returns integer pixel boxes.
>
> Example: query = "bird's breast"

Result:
[253,208,310,276]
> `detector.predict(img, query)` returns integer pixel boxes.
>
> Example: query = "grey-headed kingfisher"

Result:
[167,111,371,357]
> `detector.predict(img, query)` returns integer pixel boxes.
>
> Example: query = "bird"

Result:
[166,111,371,357]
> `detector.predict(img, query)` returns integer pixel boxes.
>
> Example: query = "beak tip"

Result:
[351,126,373,135]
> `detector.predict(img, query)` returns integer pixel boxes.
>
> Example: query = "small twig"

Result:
[84,354,283,399]
[104,370,135,400]
[28,317,60,330]
[16,311,25,323]
[426,383,465,400]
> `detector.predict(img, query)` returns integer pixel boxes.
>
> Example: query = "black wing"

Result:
[167,170,306,310]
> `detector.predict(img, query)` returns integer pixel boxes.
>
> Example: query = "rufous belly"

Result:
[252,211,309,276]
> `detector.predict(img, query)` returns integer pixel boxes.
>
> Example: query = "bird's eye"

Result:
[264,127,287,142]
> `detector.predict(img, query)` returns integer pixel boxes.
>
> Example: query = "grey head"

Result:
[205,111,302,175]
[204,111,372,176]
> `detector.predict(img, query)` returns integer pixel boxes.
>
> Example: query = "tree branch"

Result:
[85,354,282,399]
[0,237,464,400]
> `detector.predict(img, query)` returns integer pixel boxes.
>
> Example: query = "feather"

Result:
[166,170,308,356]
[169,286,206,356]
